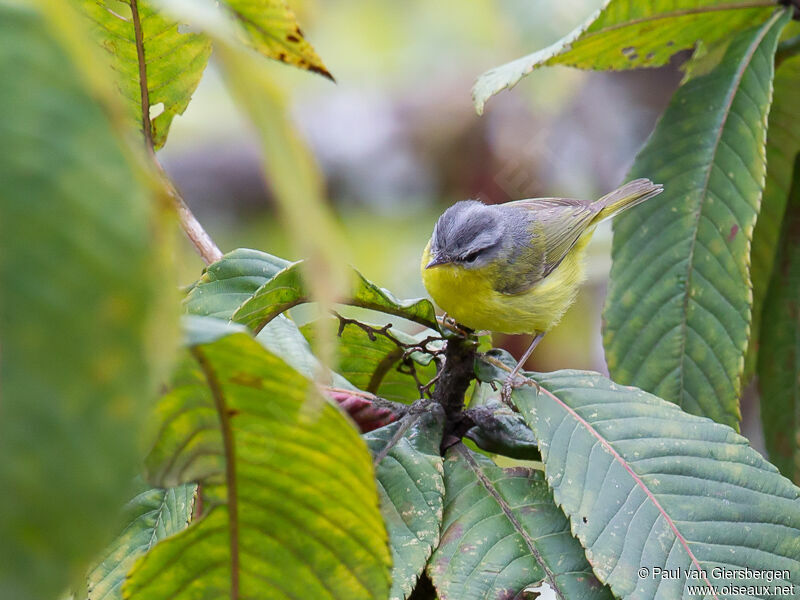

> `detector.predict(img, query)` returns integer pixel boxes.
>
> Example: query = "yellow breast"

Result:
[420,237,591,335]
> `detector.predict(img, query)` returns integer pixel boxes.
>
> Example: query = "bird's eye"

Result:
[462,250,481,263]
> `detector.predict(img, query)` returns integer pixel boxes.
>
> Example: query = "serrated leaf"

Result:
[365,410,446,600]
[87,482,196,600]
[0,4,175,599]
[125,326,391,600]
[222,0,331,79]
[473,0,776,114]
[747,53,800,380]
[301,318,440,403]
[603,12,790,430]
[429,445,612,600]
[758,155,800,484]
[512,370,800,599]
[231,260,439,331]
[79,0,212,149]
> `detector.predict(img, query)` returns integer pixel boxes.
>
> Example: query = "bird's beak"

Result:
[426,254,449,269]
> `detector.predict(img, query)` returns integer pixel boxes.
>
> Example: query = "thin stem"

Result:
[333,312,445,399]
[166,176,223,264]
[129,0,222,264]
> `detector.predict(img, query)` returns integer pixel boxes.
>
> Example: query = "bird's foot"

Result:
[500,373,541,408]
[438,313,471,337]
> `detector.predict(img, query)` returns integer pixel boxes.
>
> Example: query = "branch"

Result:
[333,312,444,360]
[333,312,444,399]
[433,332,478,443]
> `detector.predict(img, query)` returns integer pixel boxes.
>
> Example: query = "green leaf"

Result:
[301,318,440,403]
[473,0,776,114]
[365,409,446,600]
[603,12,790,430]
[88,482,196,600]
[125,329,391,600]
[232,260,439,331]
[221,0,332,79]
[0,4,176,599]
[429,445,612,600]
[758,155,800,484]
[258,315,342,382]
[183,251,357,388]
[464,403,542,461]
[79,0,212,149]
[512,370,800,599]
[747,53,800,380]
[183,248,291,320]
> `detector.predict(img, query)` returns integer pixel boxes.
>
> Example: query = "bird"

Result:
[421,178,663,400]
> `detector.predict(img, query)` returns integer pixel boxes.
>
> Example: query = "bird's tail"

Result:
[592,178,663,223]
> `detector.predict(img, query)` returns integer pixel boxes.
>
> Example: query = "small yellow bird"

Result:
[421,178,662,392]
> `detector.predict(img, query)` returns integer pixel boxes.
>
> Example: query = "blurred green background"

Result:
[161,0,683,381]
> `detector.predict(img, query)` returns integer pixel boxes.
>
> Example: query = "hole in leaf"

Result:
[149,102,165,120]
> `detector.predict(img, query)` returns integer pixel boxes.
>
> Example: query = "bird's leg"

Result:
[501,333,544,406]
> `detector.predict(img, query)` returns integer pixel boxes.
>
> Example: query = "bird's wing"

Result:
[509,196,598,279]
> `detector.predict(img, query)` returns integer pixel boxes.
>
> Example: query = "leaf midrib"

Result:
[581,1,776,39]
[531,384,718,597]
[457,445,564,599]
[676,11,782,408]
[192,347,240,600]
[128,0,153,150]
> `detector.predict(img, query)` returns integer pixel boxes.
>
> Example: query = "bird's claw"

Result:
[500,374,542,408]
[437,313,471,337]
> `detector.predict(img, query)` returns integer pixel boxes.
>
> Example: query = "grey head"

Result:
[426,200,507,269]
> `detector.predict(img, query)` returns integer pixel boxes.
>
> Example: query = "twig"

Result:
[420,371,441,396]
[396,358,433,399]
[334,311,444,358]
[163,175,223,264]
[371,400,437,466]
[333,312,445,399]
[129,0,223,265]
[372,413,421,467]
